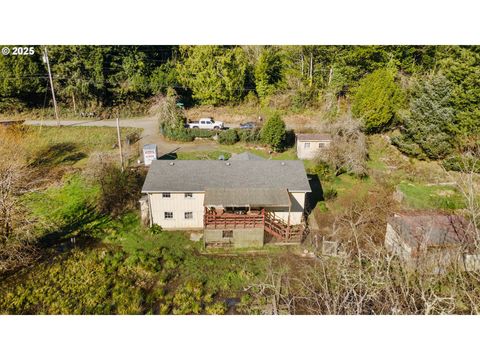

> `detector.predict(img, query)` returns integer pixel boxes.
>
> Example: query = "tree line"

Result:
[1,45,479,160]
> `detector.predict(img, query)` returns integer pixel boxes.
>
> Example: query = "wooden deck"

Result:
[204,209,264,229]
[204,208,307,242]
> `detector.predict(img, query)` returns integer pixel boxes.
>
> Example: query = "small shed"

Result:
[143,144,158,166]
[385,211,476,271]
[296,133,332,160]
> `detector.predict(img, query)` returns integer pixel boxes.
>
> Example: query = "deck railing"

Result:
[204,209,264,229]
[204,208,307,242]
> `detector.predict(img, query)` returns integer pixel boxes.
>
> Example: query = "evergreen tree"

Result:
[260,113,286,151]
[438,46,480,147]
[0,46,45,109]
[254,47,284,100]
[393,75,455,160]
[351,66,404,133]
[176,46,248,105]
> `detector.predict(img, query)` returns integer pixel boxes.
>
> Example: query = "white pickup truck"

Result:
[187,117,224,130]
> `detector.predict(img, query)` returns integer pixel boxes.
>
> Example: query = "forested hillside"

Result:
[1,45,479,161]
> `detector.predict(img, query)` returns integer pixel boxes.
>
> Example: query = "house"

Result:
[384,211,476,271]
[296,133,332,160]
[141,158,312,247]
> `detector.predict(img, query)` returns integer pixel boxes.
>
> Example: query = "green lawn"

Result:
[24,125,140,153]
[397,182,465,210]
[172,143,298,162]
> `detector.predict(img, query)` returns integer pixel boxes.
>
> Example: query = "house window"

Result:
[185,212,193,219]
[164,212,173,219]
[222,230,233,238]
[162,193,171,198]
[319,142,325,148]
[304,142,310,149]
[185,193,193,198]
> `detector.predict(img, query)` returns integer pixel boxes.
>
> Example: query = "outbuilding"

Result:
[296,133,332,160]
[385,211,477,271]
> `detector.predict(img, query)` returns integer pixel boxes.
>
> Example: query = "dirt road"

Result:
[24,117,220,156]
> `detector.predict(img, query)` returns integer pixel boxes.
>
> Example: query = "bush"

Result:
[237,128,261,143]
[157,94,193,142]
[189,128,216,139]
[322,187,338,201]
[260,113,286,151]
[218,129,239,145]
[442,155,480,173]
[96,164,146,217]
[309,161,334,180]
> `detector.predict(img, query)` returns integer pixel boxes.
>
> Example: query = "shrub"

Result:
[442,155,480,173]
[96,164,146,217]
[237,128,261,143]
[218,129,239,145]
[149,224,163,235]
[322,187,338,201]
[309,161,334,180]
[260,113,286,151]
[157,94,193,142]
[189,128,216,139]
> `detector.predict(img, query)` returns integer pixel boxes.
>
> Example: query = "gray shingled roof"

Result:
[204,188,290,207]
[229,152,265,161]
[142,160,311,193]
[389,212,475,249]
[296,133,332,141]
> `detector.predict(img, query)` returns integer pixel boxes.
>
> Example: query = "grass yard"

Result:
[24,125,140,159]
[397,182,465,210]
[175,150,232,160]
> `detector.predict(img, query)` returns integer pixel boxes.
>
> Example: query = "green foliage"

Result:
[442,155,480,173]
[437,46,480,145]
[96,164,146,217]
[175,151,231,160]
[237,128,261,143]
[24,175,106,242]
[394,75,455,160]
[254,47,284,100]
[322,187,338,201]
[308,161,334,181]
[260,113,287,151]
[0,249,151,314]
[177,46,248,105]
[150,61,178,95]
[188,128,216,138]
[218,129,239,145]
[352,66,404,133]
[0,46,45,109]
[158,95,193,141]
[149,224,163,235]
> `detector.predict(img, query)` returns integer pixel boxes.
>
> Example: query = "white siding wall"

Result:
[296,140,331,160]
[149,191,307,228]
[149,192,205,229]
[270,192,306,225]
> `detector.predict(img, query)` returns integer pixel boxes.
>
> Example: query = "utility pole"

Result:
[116,117,124,171]
[43,46,60,125]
